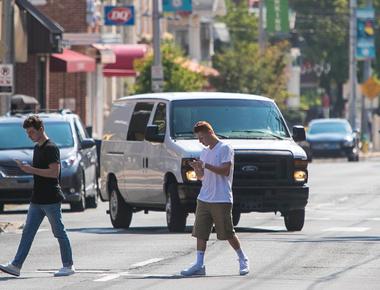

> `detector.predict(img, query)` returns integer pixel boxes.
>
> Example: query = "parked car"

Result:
[100,92,309,232]
[0,111,99,212]
[306,118,360,161]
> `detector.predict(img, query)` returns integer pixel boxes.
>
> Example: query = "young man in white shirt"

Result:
[180,121,249,277]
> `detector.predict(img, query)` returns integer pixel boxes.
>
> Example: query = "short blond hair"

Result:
[193,121,214,134]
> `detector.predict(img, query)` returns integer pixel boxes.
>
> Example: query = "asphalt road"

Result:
[1,157,380,290]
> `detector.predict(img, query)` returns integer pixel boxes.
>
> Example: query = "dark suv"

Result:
[0,111,99,212]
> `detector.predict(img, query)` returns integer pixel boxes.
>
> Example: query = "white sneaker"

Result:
[239,258,249,276]
[54,265,75,277]
[0,262,20,277]
[180,264,206,277]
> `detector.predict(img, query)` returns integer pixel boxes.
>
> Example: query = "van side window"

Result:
[127,102,154,141]
[152,103,166,135]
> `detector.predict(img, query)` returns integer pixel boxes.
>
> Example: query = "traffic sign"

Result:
[0,64,13,95]
[361,76,380,100]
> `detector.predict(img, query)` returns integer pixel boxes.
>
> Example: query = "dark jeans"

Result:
[12,202,73,268]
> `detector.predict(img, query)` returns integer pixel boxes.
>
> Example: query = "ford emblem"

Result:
[241,165,259,173]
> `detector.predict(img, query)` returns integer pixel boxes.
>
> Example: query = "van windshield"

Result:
[171,99,290,139]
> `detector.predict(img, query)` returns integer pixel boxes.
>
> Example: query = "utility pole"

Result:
[361,0,373,147]
[258,0,265,54]
[0,0,14,115]
[151,0,163,92]
[349,0,357,129]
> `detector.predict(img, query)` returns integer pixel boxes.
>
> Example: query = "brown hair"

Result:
[23,115,43,130]
[193,121,214,134]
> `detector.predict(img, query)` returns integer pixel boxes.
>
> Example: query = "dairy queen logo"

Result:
[104,6,135,26]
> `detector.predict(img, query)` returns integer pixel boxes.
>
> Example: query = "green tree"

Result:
[221,0,258,45]
[210,41,290,108]
[133,42,205,94]
[289,0,349,116]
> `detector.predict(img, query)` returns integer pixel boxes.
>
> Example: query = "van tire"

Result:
[284,209,305,231]
[166,184,187,232]
[109,187,133,229]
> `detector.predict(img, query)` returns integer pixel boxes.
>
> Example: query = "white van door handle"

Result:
[145,157,148,168]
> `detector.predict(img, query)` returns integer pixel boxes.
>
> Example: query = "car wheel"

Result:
[0,203,4,213]
[70,180,86,212]
[166,184,187,232]
[109,187,132,229]
[348,154,359,162]
[284,209,305,231]
[85,176,99,208]
[232,209,241,227]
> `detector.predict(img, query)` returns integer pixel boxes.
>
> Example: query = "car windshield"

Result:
[308,122,351,135]
[0,122,74,150]
[171,99,290,139]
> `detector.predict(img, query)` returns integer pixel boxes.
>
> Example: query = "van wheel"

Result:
[166,184,187,232]
[232,209,241,226]
[70,181,86,212]
[0,203,4,213]
[109,188,132,229]
[284,209,305,231]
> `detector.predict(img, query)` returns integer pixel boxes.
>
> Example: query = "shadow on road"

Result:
[291,236,380,243]
[67,226,285,235]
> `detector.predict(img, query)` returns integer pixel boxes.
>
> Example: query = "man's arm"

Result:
[17,162,60,178]
[204,162,231,176]
[190,160,231,178]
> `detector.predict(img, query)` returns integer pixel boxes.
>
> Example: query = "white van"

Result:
[100,92,309,232]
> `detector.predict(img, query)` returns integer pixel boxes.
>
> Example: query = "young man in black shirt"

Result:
[0,115,75,277]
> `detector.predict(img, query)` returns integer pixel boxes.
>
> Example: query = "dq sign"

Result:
[104,6,135,26]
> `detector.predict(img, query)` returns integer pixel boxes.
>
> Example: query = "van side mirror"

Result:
[292,125,306,142]
[145,125,164,143]
[81,138,96,149]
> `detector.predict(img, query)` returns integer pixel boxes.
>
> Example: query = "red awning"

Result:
[50,49,96,73]
[103,44,148,77]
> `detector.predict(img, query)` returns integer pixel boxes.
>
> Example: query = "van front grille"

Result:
[233,150,292,186]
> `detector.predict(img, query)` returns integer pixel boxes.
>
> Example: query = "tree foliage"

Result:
[211,0,290,106]
[133,42,205,94]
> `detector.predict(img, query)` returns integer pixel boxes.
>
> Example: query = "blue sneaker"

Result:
[239,258,249,276]
[180,264,206,277]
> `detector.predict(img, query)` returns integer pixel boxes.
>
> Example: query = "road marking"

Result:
[366,217,380,221]
[130,258,164,268]
[94,274,121,282]
[323,227,370,232]
[94,258,164,282]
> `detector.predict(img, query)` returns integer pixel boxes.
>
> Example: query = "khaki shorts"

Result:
[192,200,235,241]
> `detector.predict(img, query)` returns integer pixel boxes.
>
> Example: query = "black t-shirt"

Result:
[31,139,64,204]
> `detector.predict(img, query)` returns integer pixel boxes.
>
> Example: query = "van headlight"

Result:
[294,170,307,182]
[185,170,197,182]
[181,158,200,183]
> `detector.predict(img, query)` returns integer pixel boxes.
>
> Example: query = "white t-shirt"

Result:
[198,141,234,203]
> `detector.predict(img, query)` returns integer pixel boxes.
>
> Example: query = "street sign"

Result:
[151,65,164,80]
[104,6,135,26]
[361,76,380,100]
[266,0,289,33]
[163,0,192,13]
[356,8,375,60]
[0,64,14,95]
